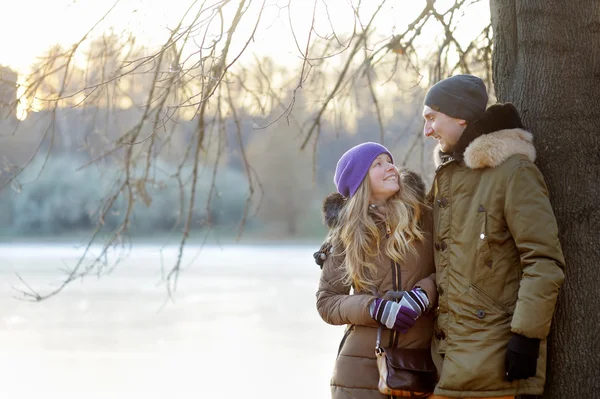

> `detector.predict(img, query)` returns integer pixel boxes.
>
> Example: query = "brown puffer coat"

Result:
[315,174,437,399]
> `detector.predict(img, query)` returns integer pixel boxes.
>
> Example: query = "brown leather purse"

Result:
[375,326,436,398]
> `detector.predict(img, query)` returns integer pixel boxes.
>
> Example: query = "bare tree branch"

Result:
[5,0,494,300]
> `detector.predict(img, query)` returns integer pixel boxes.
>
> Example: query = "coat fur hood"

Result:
[321,168,426,229]
[434,103,536,169]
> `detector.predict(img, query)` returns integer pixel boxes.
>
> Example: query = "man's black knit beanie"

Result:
[424,74,488,122]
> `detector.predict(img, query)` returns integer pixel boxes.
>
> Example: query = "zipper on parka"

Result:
[336,324,354,358]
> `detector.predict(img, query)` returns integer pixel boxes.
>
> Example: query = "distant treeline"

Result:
[0,104,434,237]
[0,155,250,235]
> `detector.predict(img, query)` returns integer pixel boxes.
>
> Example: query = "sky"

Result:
[0,0,490,75]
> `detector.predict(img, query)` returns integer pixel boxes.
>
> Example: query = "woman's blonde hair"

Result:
[328,173,426,292]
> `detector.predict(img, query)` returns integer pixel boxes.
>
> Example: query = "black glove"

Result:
[313,250,326,268]
[505,333,540,381]
[313,242,331,269]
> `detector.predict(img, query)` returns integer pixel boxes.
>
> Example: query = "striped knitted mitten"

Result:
[369,288,430,333]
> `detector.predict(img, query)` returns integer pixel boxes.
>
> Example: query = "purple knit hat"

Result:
[334,142,394,198]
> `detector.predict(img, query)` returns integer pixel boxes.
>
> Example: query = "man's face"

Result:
[422,105,467,153]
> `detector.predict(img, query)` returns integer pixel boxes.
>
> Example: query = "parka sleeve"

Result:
[315,248,378,327]
[504,160,566,340]
[413,209,438,309]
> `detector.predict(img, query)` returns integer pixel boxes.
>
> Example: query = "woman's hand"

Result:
[370,288,430,333]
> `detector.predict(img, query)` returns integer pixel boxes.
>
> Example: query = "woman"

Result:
[315,142,436,398]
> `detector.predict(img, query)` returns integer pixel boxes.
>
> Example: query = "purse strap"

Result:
[375,325,384,354]
[375,260,404,355]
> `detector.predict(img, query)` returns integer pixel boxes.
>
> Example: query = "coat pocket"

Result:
[476,205,493,269]
[457,282,513,331]
[450,269,512,328]
[469,283,513,316]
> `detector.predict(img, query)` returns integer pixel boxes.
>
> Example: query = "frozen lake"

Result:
[0,243,343,398]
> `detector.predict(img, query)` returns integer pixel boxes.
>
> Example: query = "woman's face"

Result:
[367,153,399,205]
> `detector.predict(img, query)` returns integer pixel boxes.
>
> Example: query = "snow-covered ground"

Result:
[0,244,343,398]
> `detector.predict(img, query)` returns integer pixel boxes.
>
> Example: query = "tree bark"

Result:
[491,0,600,397]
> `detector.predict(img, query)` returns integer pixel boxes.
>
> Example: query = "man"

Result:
[422,74,565,399]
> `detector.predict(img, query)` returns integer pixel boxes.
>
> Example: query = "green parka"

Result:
[429,113,566,397]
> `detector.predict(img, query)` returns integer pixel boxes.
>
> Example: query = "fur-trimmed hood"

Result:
[321,169,426,229]
[434,103,536,169]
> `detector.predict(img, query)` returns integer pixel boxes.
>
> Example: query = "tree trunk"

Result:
[490,0,600,397]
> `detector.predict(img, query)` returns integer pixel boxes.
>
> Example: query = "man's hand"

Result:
[505,333,540,381]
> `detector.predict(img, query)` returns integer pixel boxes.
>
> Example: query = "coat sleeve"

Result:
[504,160,566,340]
[414,273,437,310]
[315,248,378,327]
